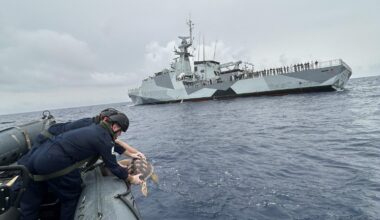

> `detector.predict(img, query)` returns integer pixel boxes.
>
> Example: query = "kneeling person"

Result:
[20,112,142,220]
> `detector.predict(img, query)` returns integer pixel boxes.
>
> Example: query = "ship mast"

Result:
[174,18,194,79]
[187,19,193,45]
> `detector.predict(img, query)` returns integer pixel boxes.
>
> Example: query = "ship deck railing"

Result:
[129,59,351,90]
[241,59,349,79]
[128,88,140,93]
[317,59,346,69]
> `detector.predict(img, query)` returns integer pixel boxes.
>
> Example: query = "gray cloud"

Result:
[0,28,96,91]
[0,0,380,115]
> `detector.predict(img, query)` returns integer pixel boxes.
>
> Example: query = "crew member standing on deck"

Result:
[19,112,142,220]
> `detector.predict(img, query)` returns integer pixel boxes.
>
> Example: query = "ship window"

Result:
[200,70,204,73]
[194,67,198,71]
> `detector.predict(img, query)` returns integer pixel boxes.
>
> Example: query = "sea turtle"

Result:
[118,158,158,196]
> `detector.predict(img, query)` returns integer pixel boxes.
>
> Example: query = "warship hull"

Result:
[129,60,352,105]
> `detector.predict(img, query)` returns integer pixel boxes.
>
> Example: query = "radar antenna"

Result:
[187,18,194,45]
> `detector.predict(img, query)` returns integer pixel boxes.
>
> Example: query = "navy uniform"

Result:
[19,108,125,165]
[20,122,129,220]
[18,118,96,166]
[36,108,118,145]
[36,117,94,144]
[19,117,126,168]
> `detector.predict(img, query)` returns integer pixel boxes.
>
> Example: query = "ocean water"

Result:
[1,75,379,220]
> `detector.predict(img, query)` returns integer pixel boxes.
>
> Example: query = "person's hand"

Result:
[130,151,146,160]
[118,161,128,168]
[128,174,143,185]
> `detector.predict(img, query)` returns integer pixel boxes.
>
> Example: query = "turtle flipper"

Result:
[141,181,148,197]
[151,173,159,184]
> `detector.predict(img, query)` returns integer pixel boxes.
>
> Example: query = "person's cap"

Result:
[99,108,119,119]
[108,112,129,132]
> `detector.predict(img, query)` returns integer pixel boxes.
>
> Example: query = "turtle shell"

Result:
[118,158,158,196]
[128,158,153,181]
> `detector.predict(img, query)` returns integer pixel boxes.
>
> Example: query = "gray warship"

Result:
[128,20,352,105]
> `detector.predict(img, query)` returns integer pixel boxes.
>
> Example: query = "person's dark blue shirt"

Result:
[48,118,94,135]
[36,117,126,154]
[49,124,128,179]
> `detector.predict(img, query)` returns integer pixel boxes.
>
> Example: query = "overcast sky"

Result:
[1,0,379,115]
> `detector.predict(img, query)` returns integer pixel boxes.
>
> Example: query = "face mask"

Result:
[100,121,118,140]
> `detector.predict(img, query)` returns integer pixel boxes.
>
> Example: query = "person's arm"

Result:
[115,139,146,160]
[96,139,141,184]
[48,118,94,135]
[127,174,142,184]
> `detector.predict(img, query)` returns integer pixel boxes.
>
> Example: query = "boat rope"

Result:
[95,168,103,220]
[13,126,32,150]
[114,189,141,220]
